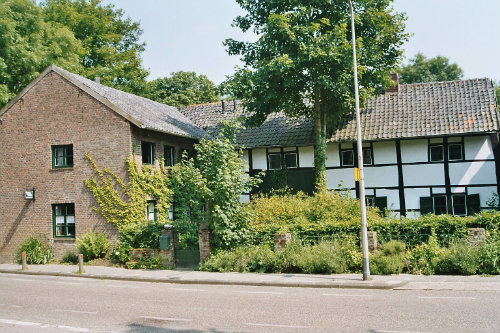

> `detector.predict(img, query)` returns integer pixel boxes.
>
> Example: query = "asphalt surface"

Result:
[0,273,499,333]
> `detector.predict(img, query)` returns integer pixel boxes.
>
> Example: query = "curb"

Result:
[0,269,408,290]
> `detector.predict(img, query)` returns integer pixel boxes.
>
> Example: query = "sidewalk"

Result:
[1,263,499,291]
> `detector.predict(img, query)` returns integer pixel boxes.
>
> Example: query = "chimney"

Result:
[221,100,226,112]
[386,72,399,93]
[94,77,100,84]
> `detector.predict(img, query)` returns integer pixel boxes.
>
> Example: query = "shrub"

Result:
[407,236,444,275]
[75,230,111,261]
[60,250,79,264]
[16,236,53,264]
[477,234,500,274]
[200,245,278,273]
[434,240,480,275]
[370,240,407,275]
[126,254,171,270]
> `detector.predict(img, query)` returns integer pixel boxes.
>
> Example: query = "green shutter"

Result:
[466,194,481,215]
[420,197,433,215]
[374,196,388,216]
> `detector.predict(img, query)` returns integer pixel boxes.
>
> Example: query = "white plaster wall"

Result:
[450,187,466,194]
[268,147,280,153]
[449,161,496,185]
[372,141,397,164]
[400,139,428,163]
[432,187,446,194]
[364,166,398,188]
[467,186,498,207]
[464,136,494,160]
[299,146,314,167]
[403,164,445,186]
[406,211,421,219]
[240,194,250,203]
[242,150,249,163]
[326,168,355,190]
[326,144,340,167]
[404,188,431,210]
[375,189,400,211]
[252,148,267,170]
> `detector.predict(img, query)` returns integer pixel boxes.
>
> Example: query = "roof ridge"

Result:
[401,77,490,88]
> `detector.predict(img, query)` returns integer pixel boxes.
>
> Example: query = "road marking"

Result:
[419,296,476,300]
[0,304,23,308]
[239,291,283,295]
[166,287,206,292]
[323,293,372,297]
[55,309,98,315]
[246,322,310,329]
[140,316,192,322]
[0,318,89,332]
[105,284,139,288]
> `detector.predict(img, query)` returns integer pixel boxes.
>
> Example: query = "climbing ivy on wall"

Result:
[84,153,172,232]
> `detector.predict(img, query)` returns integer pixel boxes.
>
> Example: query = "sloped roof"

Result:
[180,78,499,148]
[0,65,206,139]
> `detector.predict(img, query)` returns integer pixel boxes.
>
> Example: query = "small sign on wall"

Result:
[24,189,35,200]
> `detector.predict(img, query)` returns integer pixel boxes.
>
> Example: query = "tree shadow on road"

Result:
[125,323,243,333]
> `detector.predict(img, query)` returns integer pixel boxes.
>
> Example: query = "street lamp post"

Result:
[347,0,370,281]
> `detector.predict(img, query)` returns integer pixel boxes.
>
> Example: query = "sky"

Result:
[104,0,500,84]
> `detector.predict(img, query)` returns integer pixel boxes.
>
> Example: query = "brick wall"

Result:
[0,71,133,262]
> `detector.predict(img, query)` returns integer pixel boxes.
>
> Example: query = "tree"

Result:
[42,0,149,94]
[398,53,463,84]
[223,0,408,191]
[493,81,500,105]
[0,0,84,106]
[146,71,220,107]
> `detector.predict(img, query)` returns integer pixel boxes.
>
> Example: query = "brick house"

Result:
[0,65,204,263]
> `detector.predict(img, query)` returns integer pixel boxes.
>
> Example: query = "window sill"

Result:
[53,237,75,241]
[50,167,74,172]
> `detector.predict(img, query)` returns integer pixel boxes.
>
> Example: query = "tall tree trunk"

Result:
[313,86,327,192]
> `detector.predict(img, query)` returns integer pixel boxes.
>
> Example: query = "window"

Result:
[146,200,157,222]
[164,145,174,167]
[366,196,388,216]
[452,194,467,216]
[268,153,281,170]
[433,195,447,215]
[142,141,154,165]
[284,152,298,168]
[362,147,373,165]
[448,143,463,161]
[52,145,73,168]
[53,203,75,238]
[341,149,354,166]
[168,205,174,221]
[365,196,375,207]
[429,144,444,162]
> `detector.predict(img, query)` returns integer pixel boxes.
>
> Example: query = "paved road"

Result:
[0,273,498,333]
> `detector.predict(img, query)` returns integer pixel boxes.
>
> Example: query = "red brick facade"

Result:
[0,71,196,262]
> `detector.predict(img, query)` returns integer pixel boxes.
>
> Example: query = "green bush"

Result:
[126,254,171,270]
[60,250,79,264]
[200,238,361,274]
[434,240,480,275]
[477,234,500,274]
[16,236,53,264]
[407,236,444,275]
[370,240,407,275]
[75,230,111,261]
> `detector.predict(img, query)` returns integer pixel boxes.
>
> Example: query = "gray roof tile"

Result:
[181,79,498,148]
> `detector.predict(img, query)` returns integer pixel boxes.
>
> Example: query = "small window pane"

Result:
[284,152,297,168]
[366,196,375,207]
[268,154,281,170]
[66,204,75,215]
[363,148,373,165]
[55,226,64,236]
[169,205,174,220]
[54,205,64,216]
[66,215,75,224]
[147,201,156,221]
[448,143,463,161]
[67,225,75,236]
[142,142,154,164]
[452,195,467,216]
[341,150,354,166]
[55,216,65,225]
[433,195,447,215]
[164,146,174,166]
[430,145,444,162]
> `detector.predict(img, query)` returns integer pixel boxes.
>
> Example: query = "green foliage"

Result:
[370,240,407,275]
[407,235,444,275]
[84,154,172,232]
[224,0,408,190]
[146,71,219,107]
[200,238,360,274]
[434,240,479,275]
[126,254,171,270]
[398,53,464,84]
[75,230,111,260]
[246,191,383,240]
[60,250,79,264]
[16,236,53,265]
[42,0,148,94]
[493,81,500,106]
[0,0,83,105]
[477,233,500,274]
[486,192,499,210]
